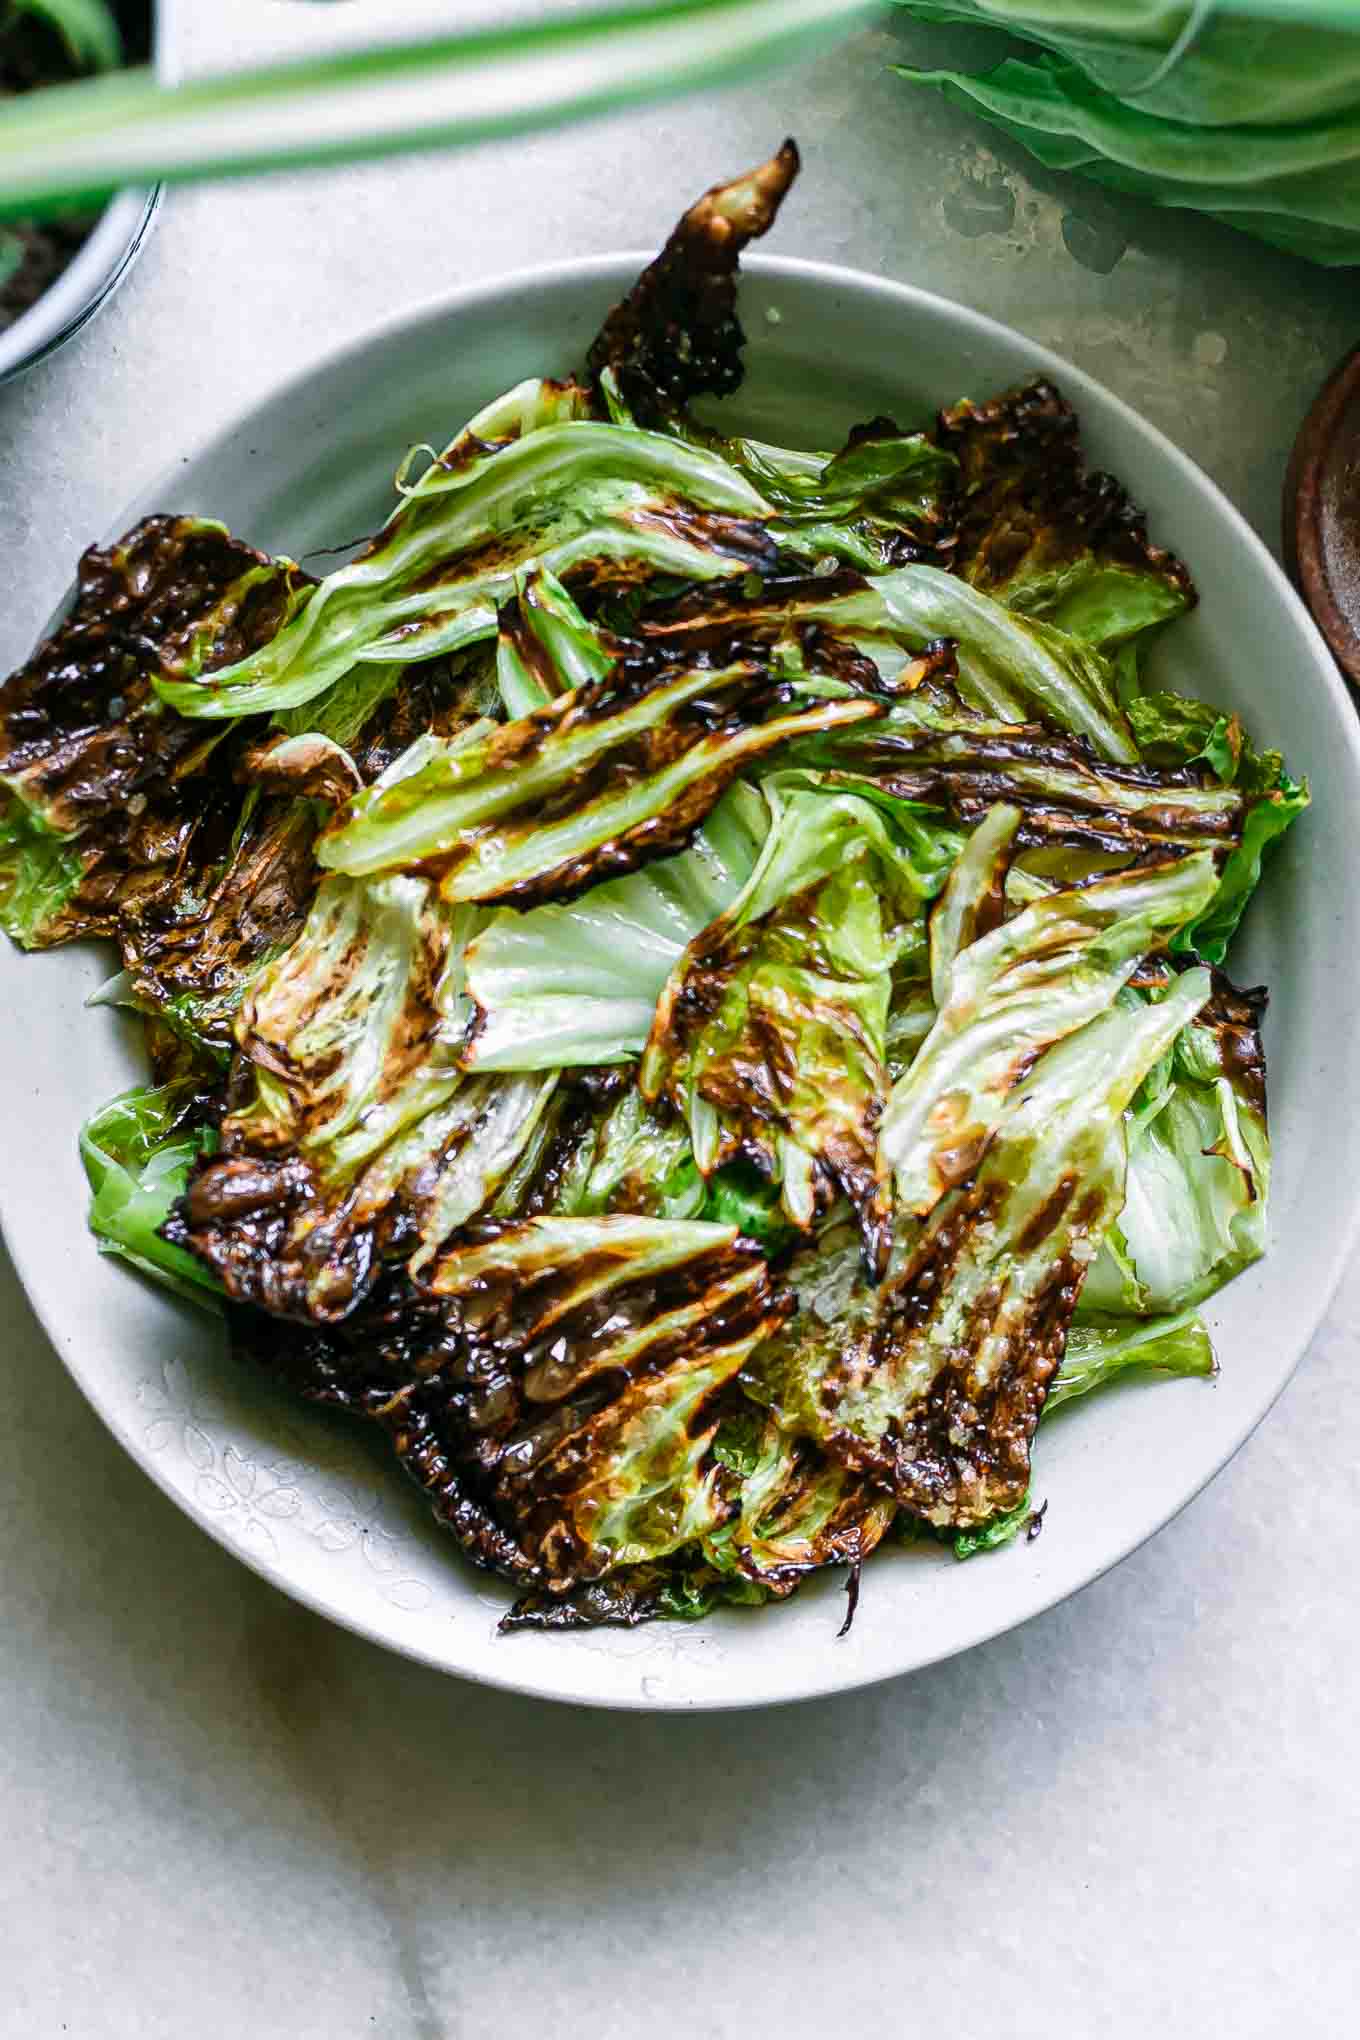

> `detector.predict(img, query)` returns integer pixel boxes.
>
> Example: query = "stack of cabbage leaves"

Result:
[0,145,1305,1631]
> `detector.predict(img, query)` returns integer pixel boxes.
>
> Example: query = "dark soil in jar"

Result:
[0,1,152,334]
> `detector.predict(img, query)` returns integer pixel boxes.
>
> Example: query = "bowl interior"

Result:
[4,256,1359,1710]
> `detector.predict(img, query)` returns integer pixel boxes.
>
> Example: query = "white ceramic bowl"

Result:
[4,255,1358,1710]
[0,5,164,384]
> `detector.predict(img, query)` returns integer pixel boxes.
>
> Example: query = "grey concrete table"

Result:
[2,7,1357,2036]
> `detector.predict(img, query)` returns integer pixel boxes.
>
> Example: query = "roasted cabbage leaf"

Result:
[586,139,800,421]
[318,653,880,902]
[640,776,954,1269]
[935,377,1194,648]
[156,422,779,721]
[81,1078,225,1306]
[1049,1308,1216,1410]
[1085,974,1269,1314]
[407,1216,791,1586]
[768,969,1213,1525]
[882,847,1218,1215]
[0,516,308,948]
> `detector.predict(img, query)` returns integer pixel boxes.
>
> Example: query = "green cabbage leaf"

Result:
[891,2,1360,268]
[81,1080,224,1307]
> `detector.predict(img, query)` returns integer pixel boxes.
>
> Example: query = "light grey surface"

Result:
[1,0,1358,2032]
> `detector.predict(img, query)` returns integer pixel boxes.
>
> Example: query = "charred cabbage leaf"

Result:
[935,378,1194,650]
[163,869,559,1318]
[792,678,1248,859]
[586,139,800,421]
[156,419,779,721]
[768,969,1213,1526]
[532,1081,705,1221]
[882,847,1218,1215]
[1085,975,1269,1315]
[699,1404,897,1596]
[317,653,879,903]
[0,516,309,948]
[604,397,962,575]
[640,565,1138,760]
[406,1217,791,1586]
[641,776,953,1268]
[1125,688,1309,965]
[112,794,321,1061]
[495,566,613,716]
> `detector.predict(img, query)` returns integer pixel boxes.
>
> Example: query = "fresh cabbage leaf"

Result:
[893,43,1360,268]
[892,1,1360,133]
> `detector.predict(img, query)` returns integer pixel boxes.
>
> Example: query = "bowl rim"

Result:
[7,247,1360,1710]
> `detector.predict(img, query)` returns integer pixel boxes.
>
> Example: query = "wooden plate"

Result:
[1285,343,1360,689]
